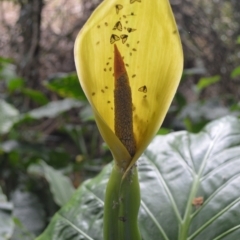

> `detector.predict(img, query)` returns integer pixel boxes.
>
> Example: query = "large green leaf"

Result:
[37,116,240,240]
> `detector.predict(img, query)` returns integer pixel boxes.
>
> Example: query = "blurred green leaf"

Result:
[25,98,83,119]
[156,127,171,135]
[12,217,35,240]
[177,100,231,132]
[236,36,240,44]
[231,66,240,78]
[0,186,14,239]
[0,57,13,65]
[28,161,75,206]
[0,140,19,153]
[6,77,25,92]
[174,92,187,110]
[22,88,49,105]
[0,62,17,81]
[11,190,46,240]
[183,116,208,133]
[37,116,240,240]
[183,67,206,76]
[0,99,19,134]
[196,75,220,92]
[79,105,94,122]
[44,73,87,101]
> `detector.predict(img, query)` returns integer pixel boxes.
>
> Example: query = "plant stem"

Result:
[103,164,141,240]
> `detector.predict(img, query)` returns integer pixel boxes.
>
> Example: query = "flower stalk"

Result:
[103,165,141,240]
[74,0,183,239]
[103,44,141,240]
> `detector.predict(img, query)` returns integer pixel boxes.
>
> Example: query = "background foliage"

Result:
[0,0,240,239]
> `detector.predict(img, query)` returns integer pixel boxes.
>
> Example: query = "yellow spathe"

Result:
[74,0,183,173]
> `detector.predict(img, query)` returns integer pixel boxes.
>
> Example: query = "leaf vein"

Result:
[144,153,182,223]
[189,197,240,239]
[140,200,169,240]
[57,213,94,240]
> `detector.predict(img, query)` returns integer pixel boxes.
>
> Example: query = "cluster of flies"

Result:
[110,1,140,44]
[115,2,148,96]
[95,0,148,102]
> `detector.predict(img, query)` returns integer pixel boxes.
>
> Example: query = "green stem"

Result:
[103,164,141,240]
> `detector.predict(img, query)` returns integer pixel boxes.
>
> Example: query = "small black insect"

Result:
[110,34,120,44]
[115,4,123,14]
[138,85,147,93]
[118,216,127,222]
[120,34,128,44]
[127,28,136,33]
[113,21,122,31]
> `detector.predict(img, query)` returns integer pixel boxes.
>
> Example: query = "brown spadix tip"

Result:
[114,44,127,80]
[113,44,136,159]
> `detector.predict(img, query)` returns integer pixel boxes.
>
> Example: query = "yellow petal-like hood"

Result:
[74,0,183,172]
